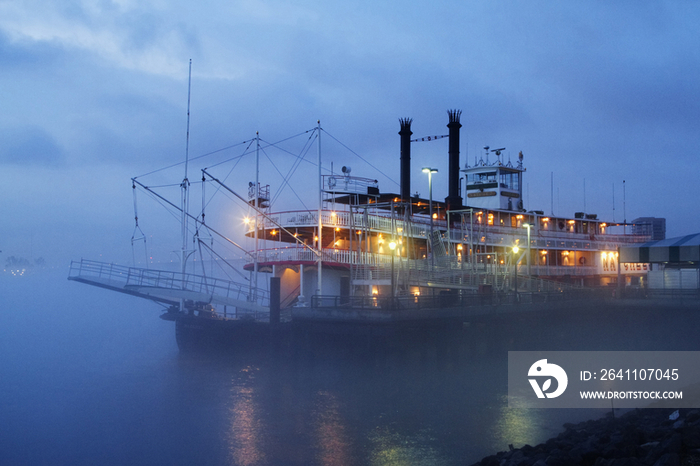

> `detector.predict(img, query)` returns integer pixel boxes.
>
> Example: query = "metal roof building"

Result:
[620,233,700,264]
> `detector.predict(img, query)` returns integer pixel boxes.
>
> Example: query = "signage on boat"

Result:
[467,191,497,198]
[598,252,650,274]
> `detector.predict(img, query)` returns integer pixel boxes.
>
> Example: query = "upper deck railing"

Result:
[249,246,603,280]
[249,209,651,248]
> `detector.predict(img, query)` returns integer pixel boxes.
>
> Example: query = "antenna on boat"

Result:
[550,172,554,216]
[317,120,323,296]
[623,180,626,235]
[180,59,193,306]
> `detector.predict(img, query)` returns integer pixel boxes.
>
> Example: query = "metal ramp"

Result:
[68,259,270,318]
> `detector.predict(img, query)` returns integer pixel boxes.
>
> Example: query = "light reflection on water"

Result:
[4,270,700,465]
[368,425,447,466]
[311,391,352,466]
[228,367,265,466]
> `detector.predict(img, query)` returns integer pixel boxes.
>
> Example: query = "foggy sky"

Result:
[2,0,699,266]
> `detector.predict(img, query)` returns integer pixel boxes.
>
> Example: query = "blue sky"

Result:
[2,0,699,266]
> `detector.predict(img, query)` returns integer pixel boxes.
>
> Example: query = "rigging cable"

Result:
[197,239,250,282]
[266,131,317,208]
[131,180,148,267]
[195,173,215,279]
[134,139,253,179]
[261,141,312,211]
[132,178,254,259]
[322,128,399,188]
[204,128,314,170]
[198,139,255,216]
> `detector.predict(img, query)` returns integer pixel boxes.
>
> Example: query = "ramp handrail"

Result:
[69,259,269,306]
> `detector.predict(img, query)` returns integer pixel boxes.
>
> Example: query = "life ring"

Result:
[579,257,587,265]
[328,176,337,188]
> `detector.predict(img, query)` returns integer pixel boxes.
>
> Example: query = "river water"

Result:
[1,268,696,465]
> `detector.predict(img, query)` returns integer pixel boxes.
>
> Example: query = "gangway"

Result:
[68,259,270,318]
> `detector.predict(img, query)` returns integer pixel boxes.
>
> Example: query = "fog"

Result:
[3,1,700,463]
[3,266,698,464]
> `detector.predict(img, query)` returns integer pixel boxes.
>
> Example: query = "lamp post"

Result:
[389,240,397,309]
[523,223,532,279]
[422,167,438,267]
[512,245,520,300]
[389,241,397,301]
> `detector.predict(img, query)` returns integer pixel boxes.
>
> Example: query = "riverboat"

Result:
[68,107,656,349]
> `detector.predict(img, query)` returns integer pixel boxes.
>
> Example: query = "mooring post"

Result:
[270,277,281,325]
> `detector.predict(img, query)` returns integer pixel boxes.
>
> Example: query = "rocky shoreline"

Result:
[472,409,700,466]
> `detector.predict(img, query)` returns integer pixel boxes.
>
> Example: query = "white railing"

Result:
[68,259,269,306]
[348,257,583,291]
[250,209,432,239]
[251,247,394,266]
[250,209,650,248]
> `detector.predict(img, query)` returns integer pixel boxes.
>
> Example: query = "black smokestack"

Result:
[445,109,462,211]
[399,118,413,202]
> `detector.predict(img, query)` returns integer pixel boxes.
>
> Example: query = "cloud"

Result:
[0,126,66,166]
[0,0,199,77]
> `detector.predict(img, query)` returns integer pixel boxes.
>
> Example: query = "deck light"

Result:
[523,223,532,277]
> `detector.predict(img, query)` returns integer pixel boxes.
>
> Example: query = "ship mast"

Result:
[180,59,193,306]
[252,132,260,301]
[317,120,323,295]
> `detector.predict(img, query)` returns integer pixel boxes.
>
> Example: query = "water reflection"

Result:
[311,391,352,466]
[228,367,265,466]
[181,303,700,465]
[492,397,541,448]
[368,425,447,466]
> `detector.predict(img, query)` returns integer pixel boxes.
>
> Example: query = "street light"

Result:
[512,245,520,300]
[422,167,438,267]
[389,241,397,299]
[523,223,532,279]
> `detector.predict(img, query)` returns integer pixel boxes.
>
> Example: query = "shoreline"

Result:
[471,408,700,466]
